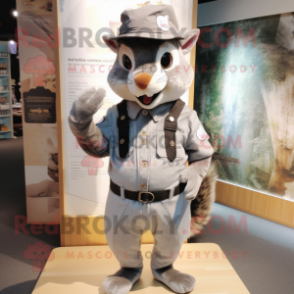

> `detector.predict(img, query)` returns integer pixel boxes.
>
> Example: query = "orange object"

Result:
[134,73,152,90]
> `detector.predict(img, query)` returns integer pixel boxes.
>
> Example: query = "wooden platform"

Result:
[32,243,250,294]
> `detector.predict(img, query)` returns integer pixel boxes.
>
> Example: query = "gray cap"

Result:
[110,5,184,40]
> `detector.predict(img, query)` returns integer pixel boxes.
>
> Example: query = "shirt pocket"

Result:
[156,130,186,158]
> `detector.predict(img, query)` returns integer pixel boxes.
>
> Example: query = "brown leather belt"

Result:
[110,180,186,203]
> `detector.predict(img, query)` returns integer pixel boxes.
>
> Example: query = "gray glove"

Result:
[69,87,106,156]
[69,87,105,125]
[180,157,212,200]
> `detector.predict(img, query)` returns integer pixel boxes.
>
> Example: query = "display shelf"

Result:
[0,41,13,139]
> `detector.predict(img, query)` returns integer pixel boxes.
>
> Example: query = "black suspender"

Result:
[164,99,185,161]
[117,100,130,158]
[117,99,185,161]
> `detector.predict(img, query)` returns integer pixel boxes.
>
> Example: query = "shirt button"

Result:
[170,140,175,147]
[120,115,126,121]
[141,130,147,137]
[140,183,147,190]
[142,110,148,116]
[141,161,148,168]
[120,139,125,144]
[141,139,147,146]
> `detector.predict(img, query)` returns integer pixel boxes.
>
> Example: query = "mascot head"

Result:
[103,5,200,109]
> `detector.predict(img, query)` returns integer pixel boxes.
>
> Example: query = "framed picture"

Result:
[195,0,294,227]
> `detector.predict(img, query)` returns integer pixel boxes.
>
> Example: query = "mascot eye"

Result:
[123,54,132,70]
[161,52,173,69]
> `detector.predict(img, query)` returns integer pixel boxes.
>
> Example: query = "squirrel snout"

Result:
[134,73,152,90]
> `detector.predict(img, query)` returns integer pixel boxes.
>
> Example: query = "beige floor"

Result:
[32,243,249,294]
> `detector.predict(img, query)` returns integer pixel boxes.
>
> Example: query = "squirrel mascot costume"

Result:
[69,5,216,294]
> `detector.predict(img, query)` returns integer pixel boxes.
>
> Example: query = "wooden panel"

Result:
[51,0,66,246]
[32,243,249,294]
[189,0,199,110]
[216,181,294,228]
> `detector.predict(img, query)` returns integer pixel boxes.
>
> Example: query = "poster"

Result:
[60,0,194,216]
[23,87,56,123]
[16,0,60,223]
[194,12,294,201]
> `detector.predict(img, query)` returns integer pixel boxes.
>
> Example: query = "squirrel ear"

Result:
[180,29,200,55]
[103,35,118,53]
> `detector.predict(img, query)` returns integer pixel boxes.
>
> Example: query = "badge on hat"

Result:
[197,125,207,141]
[157,15,170,31]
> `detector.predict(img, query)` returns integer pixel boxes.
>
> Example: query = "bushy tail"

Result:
[189,162,218,237]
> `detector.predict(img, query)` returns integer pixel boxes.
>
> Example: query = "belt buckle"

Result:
[138,191,155,203]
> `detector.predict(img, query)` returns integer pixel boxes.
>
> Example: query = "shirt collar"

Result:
[127,100,174,123]
[127,101,141,120]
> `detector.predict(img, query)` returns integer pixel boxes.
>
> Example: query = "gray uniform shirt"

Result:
[93,100,214,192]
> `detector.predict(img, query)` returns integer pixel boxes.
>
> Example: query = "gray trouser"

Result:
[104,189,191,269]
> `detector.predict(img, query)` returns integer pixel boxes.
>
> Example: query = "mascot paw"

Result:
[70,87,106,124]
[180,165,203,201]
[152,265,195,293]
[103,267,142,294]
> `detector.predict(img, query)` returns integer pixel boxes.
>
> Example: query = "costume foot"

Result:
[103,267,143,294]
[152,265,195,293]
